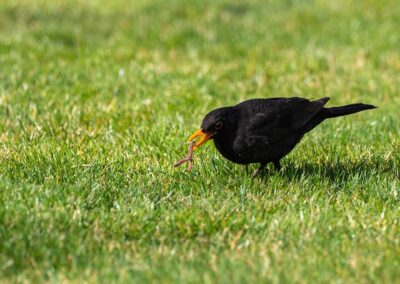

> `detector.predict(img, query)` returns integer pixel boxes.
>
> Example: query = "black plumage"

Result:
[189,97,376,177]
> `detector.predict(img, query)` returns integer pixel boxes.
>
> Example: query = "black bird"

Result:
[188,97,376,177]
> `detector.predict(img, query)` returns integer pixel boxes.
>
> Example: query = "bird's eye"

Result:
[215,121,223,130]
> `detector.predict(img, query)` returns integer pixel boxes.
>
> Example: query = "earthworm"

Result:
[174,141,196,170]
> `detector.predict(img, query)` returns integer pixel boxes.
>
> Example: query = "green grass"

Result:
[0,0,399,282]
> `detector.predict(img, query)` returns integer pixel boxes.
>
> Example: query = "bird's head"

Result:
[188,107,234,150]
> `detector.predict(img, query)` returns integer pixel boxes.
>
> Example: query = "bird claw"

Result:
[251,163,267,178]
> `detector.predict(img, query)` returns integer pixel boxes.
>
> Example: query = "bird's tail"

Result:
[324,103,377,118]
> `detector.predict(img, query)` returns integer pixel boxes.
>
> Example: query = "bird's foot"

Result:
[252,163,266,178]
[273,160,281,171]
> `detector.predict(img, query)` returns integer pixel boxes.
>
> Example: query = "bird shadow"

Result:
[261,158,394,184]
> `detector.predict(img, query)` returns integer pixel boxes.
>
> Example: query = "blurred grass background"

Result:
[0,0,399,283]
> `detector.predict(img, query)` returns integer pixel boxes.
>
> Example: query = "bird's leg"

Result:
[245,164,249,175]
[273,160,281,171]
[252,163,267,178]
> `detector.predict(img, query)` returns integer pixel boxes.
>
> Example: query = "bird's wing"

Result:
[233,97,329,156]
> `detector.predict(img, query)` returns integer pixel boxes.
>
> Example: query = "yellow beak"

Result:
[188,129,214,150]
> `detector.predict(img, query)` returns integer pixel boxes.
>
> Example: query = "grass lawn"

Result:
[1,0,399,282]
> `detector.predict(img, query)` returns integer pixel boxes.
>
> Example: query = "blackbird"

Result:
[188,97,376,177]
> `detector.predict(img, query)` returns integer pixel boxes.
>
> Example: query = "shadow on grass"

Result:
[266,157,396,183]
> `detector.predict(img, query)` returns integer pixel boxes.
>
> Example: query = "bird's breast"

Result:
[212,137,248,165]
